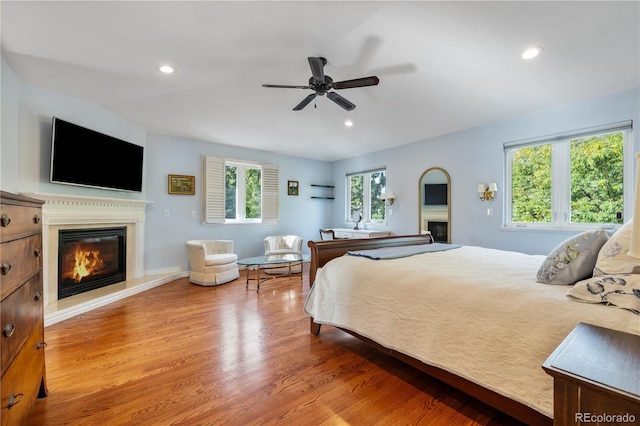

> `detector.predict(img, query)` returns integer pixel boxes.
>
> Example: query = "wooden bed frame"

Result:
[306,235,552,426]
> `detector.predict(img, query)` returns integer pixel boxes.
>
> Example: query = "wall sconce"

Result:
[380,192,396,205]
[477,183,498,201]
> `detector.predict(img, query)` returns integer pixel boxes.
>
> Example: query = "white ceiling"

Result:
[2,1,639,162]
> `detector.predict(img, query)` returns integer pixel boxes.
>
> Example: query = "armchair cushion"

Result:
[263,235,303,274]
[264,235,303,255]
[185,239,239,286]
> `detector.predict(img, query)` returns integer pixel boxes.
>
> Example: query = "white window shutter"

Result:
[203,155,225,223]
[262,163,279,224]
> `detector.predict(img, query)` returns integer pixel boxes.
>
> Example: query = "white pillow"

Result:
[593,220,640,276]
[537,230,609,285]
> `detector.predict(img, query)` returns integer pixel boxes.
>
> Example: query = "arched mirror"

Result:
[419,167,451,243]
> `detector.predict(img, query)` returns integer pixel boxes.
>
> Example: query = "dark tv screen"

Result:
[50,117,144,192]
[424,183,447,205]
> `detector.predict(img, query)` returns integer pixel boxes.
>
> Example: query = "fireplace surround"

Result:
[20,193,180,326]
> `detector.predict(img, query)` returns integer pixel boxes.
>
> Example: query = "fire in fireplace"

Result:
[58,227,126,299]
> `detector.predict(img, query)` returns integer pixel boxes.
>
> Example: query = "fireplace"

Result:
[58,227,126,299]
[428,221,448,243]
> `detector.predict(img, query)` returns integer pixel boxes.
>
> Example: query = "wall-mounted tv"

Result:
[50,117,144,192]
[424,183,447,205]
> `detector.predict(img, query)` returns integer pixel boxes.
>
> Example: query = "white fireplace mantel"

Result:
[21,193,156,315]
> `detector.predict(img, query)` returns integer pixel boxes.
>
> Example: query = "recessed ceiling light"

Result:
[158,65,175,74]
[522,46,543,60]
[345,120,354,127]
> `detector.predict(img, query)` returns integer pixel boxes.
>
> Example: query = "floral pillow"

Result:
[567,274,640,314]
[593,220,640,276]
[537,230,609,285]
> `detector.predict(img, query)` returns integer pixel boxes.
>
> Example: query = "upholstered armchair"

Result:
[263,235,303,273]
[185,240,240,286]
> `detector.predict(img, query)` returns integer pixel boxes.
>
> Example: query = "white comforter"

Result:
[304,245,640,418]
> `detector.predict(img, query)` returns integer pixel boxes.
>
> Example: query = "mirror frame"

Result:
[418,167,451,243]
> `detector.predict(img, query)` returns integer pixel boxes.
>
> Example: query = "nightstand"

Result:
[542,322,640,426]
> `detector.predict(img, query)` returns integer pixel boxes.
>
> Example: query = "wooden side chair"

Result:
[319,229,335,240]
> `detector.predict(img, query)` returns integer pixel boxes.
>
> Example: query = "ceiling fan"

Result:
[262,57,380,111]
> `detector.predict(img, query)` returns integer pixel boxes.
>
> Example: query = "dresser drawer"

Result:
[0,204,42,243]
[335,231,352,239]
[1,321,45,426]
[351,233,370,239]
[1,272,43,376]
[0,234,43,301]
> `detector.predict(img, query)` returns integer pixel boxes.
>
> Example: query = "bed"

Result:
[303,233,640,425]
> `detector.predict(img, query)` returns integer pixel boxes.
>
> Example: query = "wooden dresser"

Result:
[0,191,48,424]
[331,228,391,239]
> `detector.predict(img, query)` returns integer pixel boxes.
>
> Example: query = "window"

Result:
[346,168,386,222]
[203,155,278,224]
[504,121,632,229]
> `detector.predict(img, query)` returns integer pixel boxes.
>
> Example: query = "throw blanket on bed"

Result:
[347,242,461,259]
[567,274,640,314]
[304,245,640,418]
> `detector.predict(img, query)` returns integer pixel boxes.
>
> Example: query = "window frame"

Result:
[503,122,633,230]
[224,160,262,224]
[345,167,387,223]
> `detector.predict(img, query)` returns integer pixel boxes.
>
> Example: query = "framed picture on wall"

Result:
[287,180,299,196]
[168,174,195,195]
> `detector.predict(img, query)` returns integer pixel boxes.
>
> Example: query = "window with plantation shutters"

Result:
[202,155,279,224]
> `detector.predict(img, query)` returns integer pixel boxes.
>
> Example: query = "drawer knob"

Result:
[34,291,42,302]
[33,214,41,224]
[37,341,48,350]
[3,323,15,338]
[0,213,10,227]
[34,247,42,257]
[7,393,24,408]
[1,261,11,275]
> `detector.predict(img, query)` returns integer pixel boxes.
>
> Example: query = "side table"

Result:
[542,322,640,425]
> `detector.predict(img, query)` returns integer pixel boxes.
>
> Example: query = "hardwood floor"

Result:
[29,267,524,425]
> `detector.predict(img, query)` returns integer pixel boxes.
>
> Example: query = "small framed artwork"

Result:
[168,174,195,195]
[287,180,299,196]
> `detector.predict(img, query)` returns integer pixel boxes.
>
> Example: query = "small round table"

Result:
[237,254,309,292]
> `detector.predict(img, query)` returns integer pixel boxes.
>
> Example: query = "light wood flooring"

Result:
[29,266,524,425]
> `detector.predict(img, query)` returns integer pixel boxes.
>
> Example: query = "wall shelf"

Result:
[310,184,335,200]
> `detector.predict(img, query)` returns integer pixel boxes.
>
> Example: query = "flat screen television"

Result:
[50,117,144,192]
[424,183,447,205]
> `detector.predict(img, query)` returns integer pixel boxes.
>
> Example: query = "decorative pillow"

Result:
[536,230,609,285]
[593,220,640,276]
[567,274,640,315]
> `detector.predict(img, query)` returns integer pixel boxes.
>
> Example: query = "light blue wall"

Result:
[144,133,331,271]
[1,59,21,193]
[2,55,638,273]
[1,57,332,275]
[331,88,640,254]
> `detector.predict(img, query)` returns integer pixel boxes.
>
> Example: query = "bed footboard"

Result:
[307,234,432,285]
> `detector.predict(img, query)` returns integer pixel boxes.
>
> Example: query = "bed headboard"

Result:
[307,234,433,285]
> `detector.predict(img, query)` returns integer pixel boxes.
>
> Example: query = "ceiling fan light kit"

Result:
[262,57,380,111]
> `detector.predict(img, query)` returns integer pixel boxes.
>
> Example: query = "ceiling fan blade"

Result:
[262,84,310,89]
[293,93,317,111]
[308,57,326,83]
[332,76,380,90]
[327,92,356,111]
